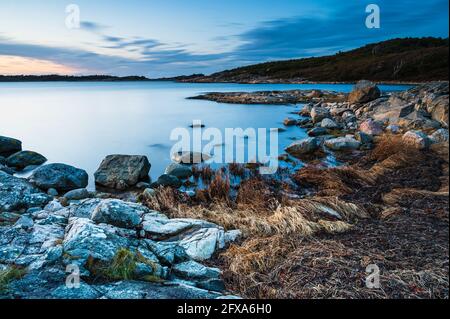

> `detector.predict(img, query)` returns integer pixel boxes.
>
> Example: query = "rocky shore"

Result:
[1,80,448,299]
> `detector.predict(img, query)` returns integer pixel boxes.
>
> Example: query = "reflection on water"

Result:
[0,81,411,189]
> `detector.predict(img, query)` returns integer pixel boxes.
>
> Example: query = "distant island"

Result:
[0,75,151,82]
[164,37,449,84]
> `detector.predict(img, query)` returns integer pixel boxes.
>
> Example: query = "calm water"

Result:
[0,81,411,189]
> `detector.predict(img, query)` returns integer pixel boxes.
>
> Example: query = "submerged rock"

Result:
[171,151,211,164]
[6,151,47,170]
[94,155,151,190]
[156,174,182,188]
[164,163,193,180]
[0,136,22,157]
[29,163,88,192]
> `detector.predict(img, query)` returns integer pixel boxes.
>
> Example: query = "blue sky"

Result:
[0,0,448,77]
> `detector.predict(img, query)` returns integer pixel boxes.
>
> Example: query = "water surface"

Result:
[0,81,411,189]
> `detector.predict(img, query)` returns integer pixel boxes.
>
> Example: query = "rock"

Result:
[402,130,432,149]
[164,163,193,180]
[29,163,88,192]
[47,188,58,197]
[285,138,320,157]
[429,129,449,144]
[355,131,374,144]
[63,217,131,267]
[324,137,361,151]
[308,127,328,137]
[171,151,211,164]
[91,199,145,229]
[359,119,383,136]
[386,125,400,134]
[0,136,22,157]
[0,163,15,175]
[64,188,90,201]
[283,118,297,126]
[14,215,34,229]
[172,260,221,281]
[348,80,381,104]
[135,182,151,189]
[5,151,47,170]
[0,171,51,213]
[44,200,64,212]
[94,155,151,190]
[156,174,182,188]
[0,156,5,165]
[299,104,313,116]
[321,118,339,129]
[310,107,330,123]
[51,282,101,299]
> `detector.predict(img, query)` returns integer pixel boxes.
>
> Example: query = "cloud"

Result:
[1,0,448,77]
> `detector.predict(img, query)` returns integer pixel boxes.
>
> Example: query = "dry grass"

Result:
[192,165,215,183]
[228,163,246,177]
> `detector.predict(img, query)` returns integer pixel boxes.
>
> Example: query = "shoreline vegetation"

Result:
[0,79,448,299]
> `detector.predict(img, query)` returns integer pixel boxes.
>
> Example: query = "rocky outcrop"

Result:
[5,151,47,170]
[0,195,240,299]
[0,171,51,213]
[29,163,88,192]
[0,136,22,157]
[348,80,381,104]
[94,155,151,190]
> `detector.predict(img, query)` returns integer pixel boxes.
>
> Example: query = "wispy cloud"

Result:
[0,0,448,77]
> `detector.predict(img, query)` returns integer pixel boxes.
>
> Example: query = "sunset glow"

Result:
[0,55,77,75]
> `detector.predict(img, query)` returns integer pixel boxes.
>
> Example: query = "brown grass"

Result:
[228,163,246,177]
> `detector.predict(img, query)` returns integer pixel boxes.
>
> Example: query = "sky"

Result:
[0,0,448,77]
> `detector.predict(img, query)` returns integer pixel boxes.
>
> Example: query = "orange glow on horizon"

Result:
[0,55,78,75]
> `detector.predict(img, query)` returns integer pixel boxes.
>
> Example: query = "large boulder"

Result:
[0,136,22,157]
[402,131,431,149]
[155,174,182,188]
[285,138,320,157]
[0,171,51,212]
[324,137,361,151]
[6,151,47,170]
[94,155,151,190]
[321,118,339,129]
[348,80,381,104]
[29,163,88,192]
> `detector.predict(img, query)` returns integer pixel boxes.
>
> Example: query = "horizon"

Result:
[0,0,449,77]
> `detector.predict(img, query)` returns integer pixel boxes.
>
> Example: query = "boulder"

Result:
[299,104,313,116]
[91,199,144,229]
[429,129,449,144]
[308,127,328,137]
[29,163,88,192]
[283,118,297,126]
[0,136,22,157]
[94,155,151,190]
[164,163,193,180]
[324,137,361,151]
[156,174,182,188]
[348,80,381,104]
[0,171,51,213]
[321,118,339,129]
[6,151,47,170]
[0,163,15,175]
[310,107,330,123]
[359,119,383,136]
[285,138,320,157]
[63,188,90,201]
[402,131,431,149]
[355,131,374,144]
[172,260,221,281]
